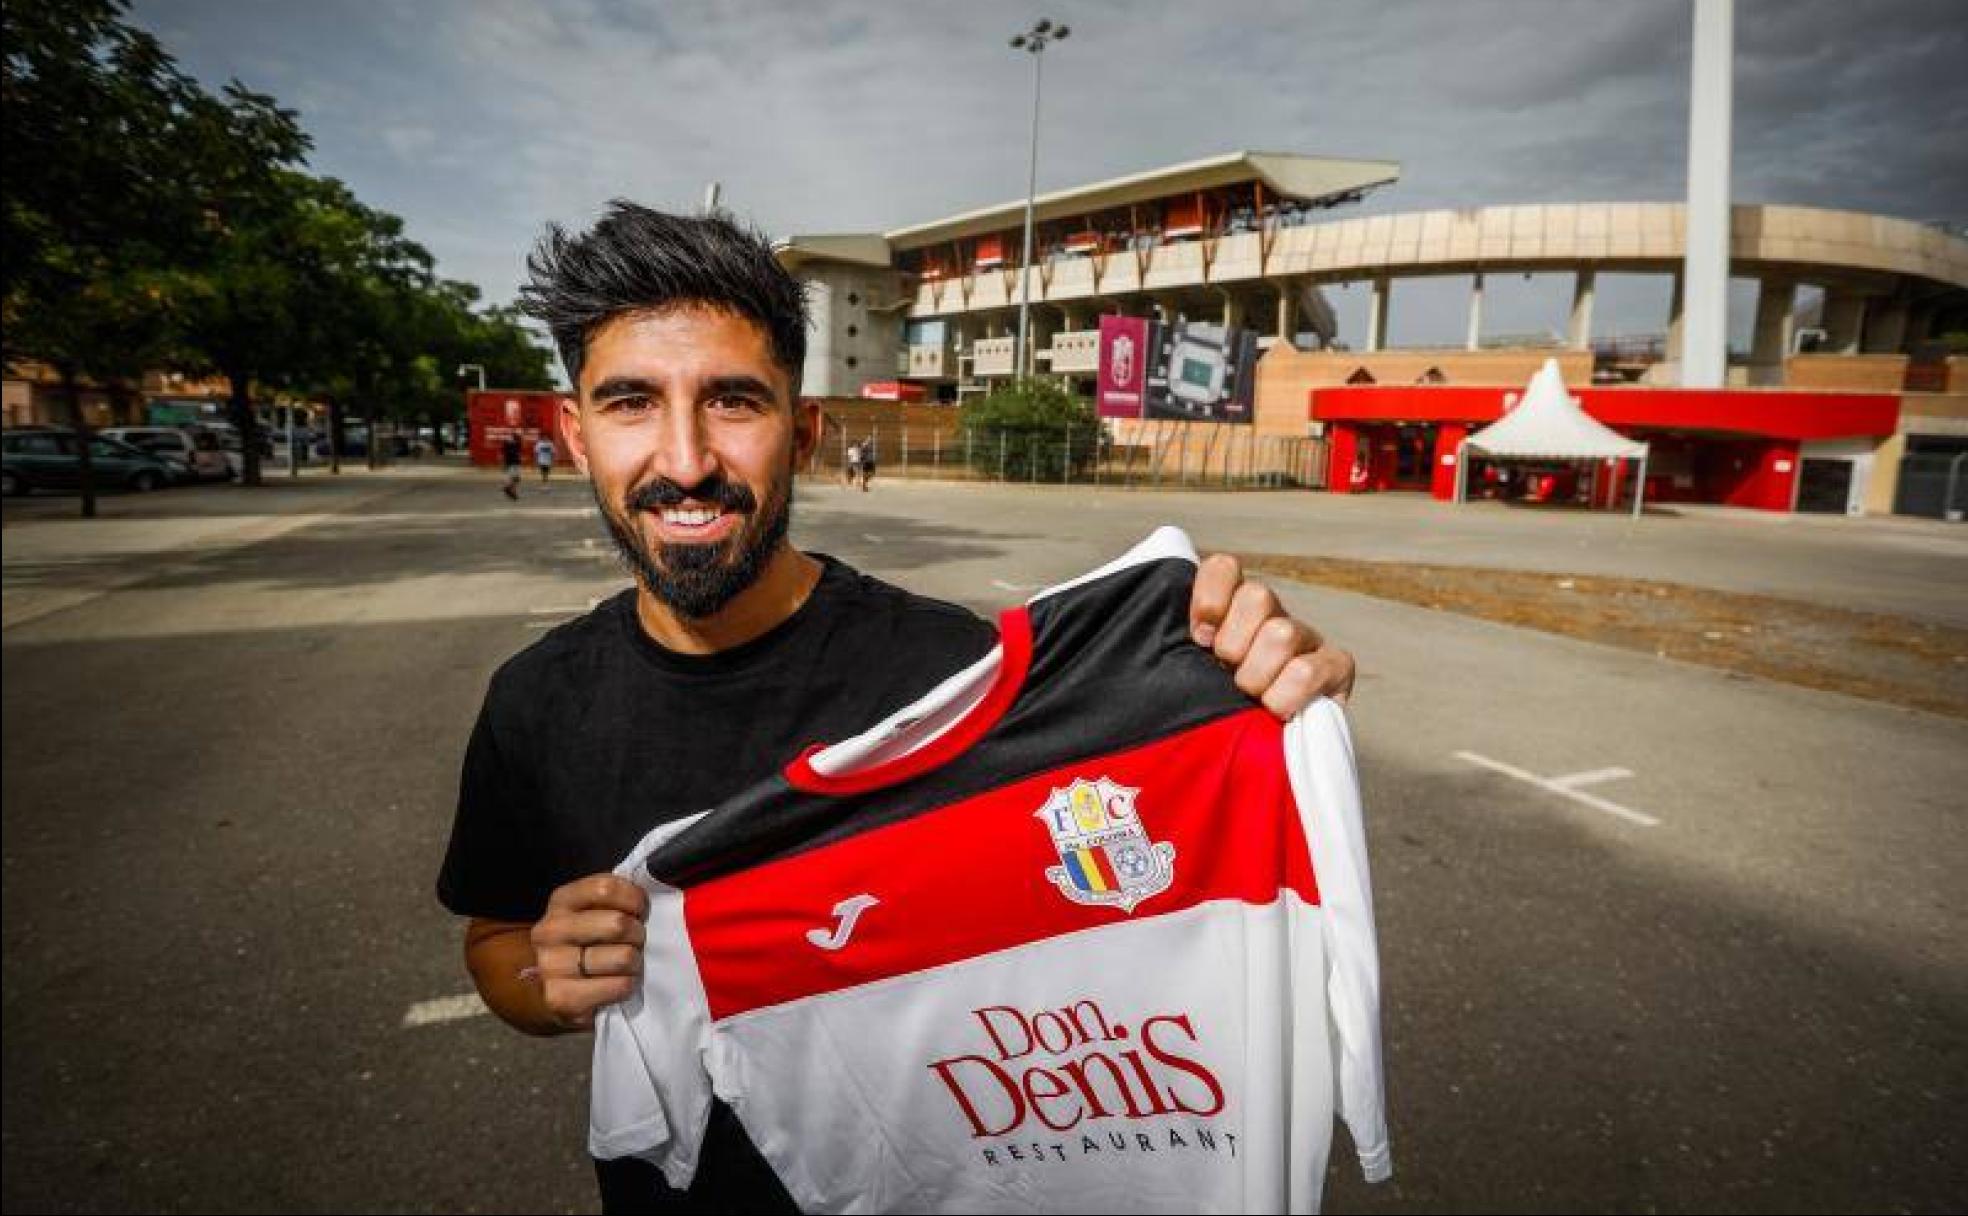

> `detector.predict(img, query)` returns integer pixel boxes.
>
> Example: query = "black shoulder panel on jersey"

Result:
[647,555,1252,888]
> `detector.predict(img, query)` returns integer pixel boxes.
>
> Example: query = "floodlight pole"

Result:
[1011,20,1068,382]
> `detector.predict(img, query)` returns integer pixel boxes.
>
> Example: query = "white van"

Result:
[102,426,233,482]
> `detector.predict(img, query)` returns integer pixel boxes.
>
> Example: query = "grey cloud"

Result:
[128,0,1966,329]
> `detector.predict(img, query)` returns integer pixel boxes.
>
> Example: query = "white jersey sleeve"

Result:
[588,818,716,1190]
[1286,699,1392,1185]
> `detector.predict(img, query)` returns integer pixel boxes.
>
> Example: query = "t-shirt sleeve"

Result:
[589,825,716,1190]
[435,692,555,922]
[1285,698,1393,1184]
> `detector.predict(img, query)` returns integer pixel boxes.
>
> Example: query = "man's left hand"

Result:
[1188,553,1356,718]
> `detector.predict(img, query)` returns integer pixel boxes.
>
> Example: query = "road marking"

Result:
[862,533,885,543]
[1454,751,1660,827]
[402,992,488,1028]
[1549,766,1634,790]
[991,579,1041,593]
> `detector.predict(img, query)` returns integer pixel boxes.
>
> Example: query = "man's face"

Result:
[562,306,816,619]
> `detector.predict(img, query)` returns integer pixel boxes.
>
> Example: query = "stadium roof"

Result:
[769,232,894,271]
[881,151,1400,249]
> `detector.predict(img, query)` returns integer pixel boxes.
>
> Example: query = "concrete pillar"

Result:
[1680,0,1735,388]
[1749,279,1796,366]
[1666,272,1686,362]
[1221,291,1246,333]
[1367,275,1390,353]
[1863,298,1910,353]
[1275,281,1298,343]
[1466,273,1485,351]
[1823,291,1865,354]
[1568,269,1597,349]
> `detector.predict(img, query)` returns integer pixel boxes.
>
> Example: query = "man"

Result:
[437,204,1356,1213]
[535,433,557,485]
[854,432,876,491]
[500,433,523,499]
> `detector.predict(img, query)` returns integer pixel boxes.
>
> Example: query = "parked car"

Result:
[102,425,233,482]
[2,429,176,495]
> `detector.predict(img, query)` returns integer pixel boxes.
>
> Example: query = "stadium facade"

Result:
[774,150,1968,517]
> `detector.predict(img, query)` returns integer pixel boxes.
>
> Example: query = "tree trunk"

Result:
[60,362,98,519]
[364,401,378,471]
[327,398,344,475]
[228,367,262,486]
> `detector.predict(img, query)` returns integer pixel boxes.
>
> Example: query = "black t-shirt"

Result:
[436,554,997,1213]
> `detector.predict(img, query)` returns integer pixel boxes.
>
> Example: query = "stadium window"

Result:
[846,355,859,369]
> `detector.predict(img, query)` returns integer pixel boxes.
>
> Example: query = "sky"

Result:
[130,0,1968,355]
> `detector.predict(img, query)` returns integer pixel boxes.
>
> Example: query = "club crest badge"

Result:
[1034,778,1175,913]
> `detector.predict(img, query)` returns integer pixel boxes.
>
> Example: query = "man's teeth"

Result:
[660,507,722,526]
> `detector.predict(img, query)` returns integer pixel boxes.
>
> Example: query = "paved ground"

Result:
[3,467,1963,1213]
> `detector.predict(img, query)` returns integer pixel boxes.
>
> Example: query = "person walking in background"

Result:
[534,434,557,487]
[855,433,877,492]
[843,438,863,488]
[501,434,522,499]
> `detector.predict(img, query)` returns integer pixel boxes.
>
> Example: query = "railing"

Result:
[810,423,1326,490]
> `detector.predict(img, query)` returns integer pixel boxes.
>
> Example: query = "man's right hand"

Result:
[462,873,648,1036]
[528,873,648,1030]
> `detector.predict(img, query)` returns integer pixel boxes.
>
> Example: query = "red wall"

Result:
[1309,384,1898,441]
[1430,423,1469,500]
[467,391,572,467]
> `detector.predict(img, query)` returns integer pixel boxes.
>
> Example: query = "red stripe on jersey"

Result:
[685,707,1317,1021]
[784,605,1032,798]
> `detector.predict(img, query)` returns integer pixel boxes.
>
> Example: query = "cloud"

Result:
[127,0,1967,338]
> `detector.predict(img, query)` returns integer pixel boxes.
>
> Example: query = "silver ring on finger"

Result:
[578,944,592,979]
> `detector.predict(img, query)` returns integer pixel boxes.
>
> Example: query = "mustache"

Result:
[624,475,758,515]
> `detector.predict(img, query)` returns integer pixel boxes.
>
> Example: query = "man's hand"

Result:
[525,874,648,1031]
[1188,553,1356,718]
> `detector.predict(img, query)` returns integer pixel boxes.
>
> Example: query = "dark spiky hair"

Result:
[519,202,807,394]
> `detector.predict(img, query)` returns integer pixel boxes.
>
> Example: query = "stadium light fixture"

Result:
[1010,19,1069,381]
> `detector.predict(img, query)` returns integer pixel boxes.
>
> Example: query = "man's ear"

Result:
[560,395,590,475]
[791,395,821,466]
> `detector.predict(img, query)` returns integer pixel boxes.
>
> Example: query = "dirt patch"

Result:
[1239,554,1968,719]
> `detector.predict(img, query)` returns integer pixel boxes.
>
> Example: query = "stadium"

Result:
[772,149,1968,518]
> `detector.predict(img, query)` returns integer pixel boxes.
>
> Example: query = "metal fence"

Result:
[813,423,1327,490]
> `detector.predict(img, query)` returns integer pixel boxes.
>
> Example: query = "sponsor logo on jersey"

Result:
[1034,778,1175,913]
[927,998,1228,1142]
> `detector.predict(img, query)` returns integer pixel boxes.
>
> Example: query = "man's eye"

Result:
[605,396,653,414]
[710,395,765,414]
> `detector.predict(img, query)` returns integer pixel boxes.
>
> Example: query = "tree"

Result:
[960,379,1102,482]
[2,0,210,514]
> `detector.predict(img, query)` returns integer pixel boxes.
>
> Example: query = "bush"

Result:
[959,380,1102,482]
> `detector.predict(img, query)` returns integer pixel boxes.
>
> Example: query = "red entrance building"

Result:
[1314,384,1901,513]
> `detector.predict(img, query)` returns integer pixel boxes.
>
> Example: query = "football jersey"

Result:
[591,526,1391,1214]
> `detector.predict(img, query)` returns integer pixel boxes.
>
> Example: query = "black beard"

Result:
[595,468,792,620]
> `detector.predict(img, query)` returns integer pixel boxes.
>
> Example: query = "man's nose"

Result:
[654,406,720,491]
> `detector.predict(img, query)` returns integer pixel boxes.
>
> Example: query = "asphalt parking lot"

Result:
[3,467,1963,1213]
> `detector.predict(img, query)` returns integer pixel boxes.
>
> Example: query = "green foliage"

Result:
[1,0,554,486]
[959,379,1102,481]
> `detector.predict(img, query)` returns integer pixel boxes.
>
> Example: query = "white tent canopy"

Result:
[1456,358,1651,516]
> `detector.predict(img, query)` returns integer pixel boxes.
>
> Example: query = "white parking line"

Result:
[1549,766,1634,790]
[1454,751,1660,827]
[402,992,488,1028]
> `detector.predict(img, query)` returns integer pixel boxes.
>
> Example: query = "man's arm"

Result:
[463,874,647,1036]
[1189,553,1358,717]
